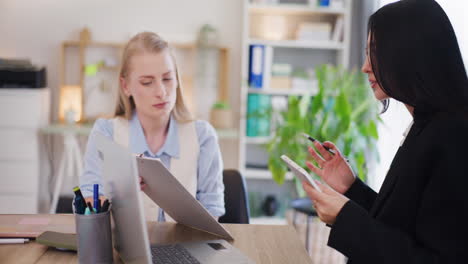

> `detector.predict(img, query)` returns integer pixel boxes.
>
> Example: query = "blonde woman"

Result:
[79,32,225,221]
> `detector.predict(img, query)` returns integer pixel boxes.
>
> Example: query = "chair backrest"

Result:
[219,169,250,224]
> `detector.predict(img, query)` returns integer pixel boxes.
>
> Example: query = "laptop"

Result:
[95,133,254,264]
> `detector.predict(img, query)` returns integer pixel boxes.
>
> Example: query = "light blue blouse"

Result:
[79,112,225,220]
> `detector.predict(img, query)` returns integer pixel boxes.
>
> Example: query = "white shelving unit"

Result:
[248,88,313,96]
[248,39,345,50]
[245,136,272,145]
[0,88,50,214]
[248,3,346,15]
[245,168,294,180]
[250,216,288,225]
[238,0,352,181]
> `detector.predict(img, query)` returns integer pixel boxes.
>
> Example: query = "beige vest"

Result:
[112,117,199,222]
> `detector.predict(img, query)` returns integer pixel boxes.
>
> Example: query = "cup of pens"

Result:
[73,184,113,264]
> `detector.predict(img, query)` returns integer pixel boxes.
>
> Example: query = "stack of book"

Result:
[270,64,292,90]
[291,68,318,94]
[295,22,332,42]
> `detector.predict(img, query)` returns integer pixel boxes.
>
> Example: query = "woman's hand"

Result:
[303,181,349,225]
[306,141,356,194]
[139,176,147,191]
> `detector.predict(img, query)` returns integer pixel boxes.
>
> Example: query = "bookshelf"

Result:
[248,39,345,50]
[238,0,352,181]
[245,169,294,180]
[248,87,313,96]
[248,3,346,15]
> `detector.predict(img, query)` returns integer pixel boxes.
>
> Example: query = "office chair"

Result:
[219,170,250,224]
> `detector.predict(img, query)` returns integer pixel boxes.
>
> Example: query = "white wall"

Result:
[372,101,412,190]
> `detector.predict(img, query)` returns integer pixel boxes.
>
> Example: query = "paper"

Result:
[18,218,50,225]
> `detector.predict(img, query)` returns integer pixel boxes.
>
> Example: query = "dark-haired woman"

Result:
[302,1,468,263]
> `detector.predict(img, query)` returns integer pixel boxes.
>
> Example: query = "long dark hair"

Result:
[368,0,468,114]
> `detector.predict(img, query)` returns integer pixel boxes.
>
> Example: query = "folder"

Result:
[257,94,271,137]
[248,45,265,89]
[247,94,259,137]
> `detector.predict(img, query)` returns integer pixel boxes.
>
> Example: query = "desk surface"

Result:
[0,214,311,264]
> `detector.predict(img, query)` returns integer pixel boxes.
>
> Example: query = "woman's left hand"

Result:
[303,181,350,225]
[139,176,147,191]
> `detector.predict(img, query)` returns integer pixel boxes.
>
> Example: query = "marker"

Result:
[84,207,92,215]
[73,186,87,214]
[0,238,29,244]
[302,133,349,162]
[93,184,100,213]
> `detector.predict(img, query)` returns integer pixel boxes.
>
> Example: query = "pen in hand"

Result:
[302,133,349,162]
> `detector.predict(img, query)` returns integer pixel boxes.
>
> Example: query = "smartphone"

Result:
[281,155,322,192]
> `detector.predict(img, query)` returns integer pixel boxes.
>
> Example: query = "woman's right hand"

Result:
[306,141,356,194]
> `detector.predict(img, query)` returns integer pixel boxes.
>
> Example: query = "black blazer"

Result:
[328,111,468,263]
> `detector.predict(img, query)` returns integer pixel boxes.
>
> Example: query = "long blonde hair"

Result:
[114,32,193,122]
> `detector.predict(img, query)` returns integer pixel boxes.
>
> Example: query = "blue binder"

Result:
[248,45,265,89]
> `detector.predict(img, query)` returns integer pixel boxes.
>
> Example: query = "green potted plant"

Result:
[210,101,233,129]
[266,64,381,195]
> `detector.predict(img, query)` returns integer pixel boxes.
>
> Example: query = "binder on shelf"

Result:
[331,16,344,42]
[263,46,273,90]
[248,45,265,89]
[257,94,271,137]
[247,94,259,137]
[248,45,273,89]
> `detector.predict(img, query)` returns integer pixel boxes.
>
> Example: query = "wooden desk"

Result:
[0,214,311,264]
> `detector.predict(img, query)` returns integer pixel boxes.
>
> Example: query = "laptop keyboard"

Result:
[150,244,201,264]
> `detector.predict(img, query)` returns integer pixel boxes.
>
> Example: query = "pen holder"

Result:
[75,207,113,264]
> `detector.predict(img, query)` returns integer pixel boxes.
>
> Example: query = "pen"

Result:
[87,202,95,213]
[0,238,29,244]
[93,184,100,213]
[302,133,349,162]
[97,199,101,213]
[101,199,110,213]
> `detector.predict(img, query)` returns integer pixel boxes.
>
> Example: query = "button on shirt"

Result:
[80,113,225,221]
